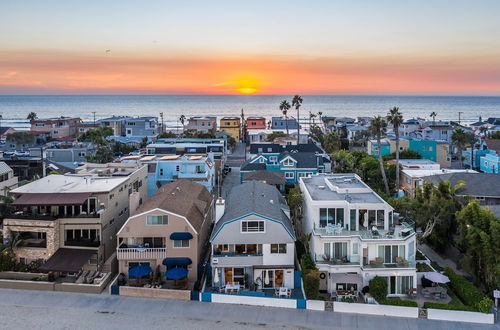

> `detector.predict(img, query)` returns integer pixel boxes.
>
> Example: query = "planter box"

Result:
[427,308,494,324]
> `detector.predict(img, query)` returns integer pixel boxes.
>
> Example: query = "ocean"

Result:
[1,95,499,130]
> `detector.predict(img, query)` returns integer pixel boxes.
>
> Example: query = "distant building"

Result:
[480,151,499,174]
[388,159,440,170]
[271,116,299,130]
[400,119,422,138]
[98,116,129,136]
[245,117,266,130]
[422,124,454,143]
[247,129,308,144]
[0,127,16,140]
[401,168,476,197]
[76,122,98,135]
[185,116,217,133]
[0,162,18,195]
[125,117,158,138]
[0,155,45,181]
[219,117,241,141]
[30,117,82,141]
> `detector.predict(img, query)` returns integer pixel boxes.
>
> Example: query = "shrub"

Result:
[416,263,433,272]
[423,302,477,312]
[444,267,492,312]
[300,253,316,273]
[380,298,418,307]
[369,276,387,302]
[340,296,356,303]
[416,250,426,260]
[303,269,320,299]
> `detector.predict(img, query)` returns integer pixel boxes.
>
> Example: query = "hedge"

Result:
[380,298,418,307]
[303,269,320,300]
[423,302,477,312]
[369,276,387,302]
[444,267,493,313]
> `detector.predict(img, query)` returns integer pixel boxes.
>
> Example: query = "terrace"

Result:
[313,222,415,240]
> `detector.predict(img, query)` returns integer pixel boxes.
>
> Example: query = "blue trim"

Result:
[296,299,306,309]
[162,257,192,266]
[170,232,193,240]
[191,290,199,301]
[201,292,212,302]
[213,253,263,257]
[211,212,296,241]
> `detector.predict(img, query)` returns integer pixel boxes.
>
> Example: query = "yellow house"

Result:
[219,117,241,141]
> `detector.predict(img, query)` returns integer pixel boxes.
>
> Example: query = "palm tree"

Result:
[387,107,403,192]
[430,112,437,125]
[179,115,186,135]
[466,132,478,169]
[309,111,317,128]
[452,128,468,168]
[27,112,38,122]
[371,116,390,195]
[292,95,303,144]
[279,100,291,136]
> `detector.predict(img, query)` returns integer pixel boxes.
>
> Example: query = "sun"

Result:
[216,77,260,94]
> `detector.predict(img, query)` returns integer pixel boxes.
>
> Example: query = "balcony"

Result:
[178,171,208,179]
[314,253,360,266]
[363,258,416,269]
[212,254,264,267]
[117,247,167,260]
[8,209,104,221]
[313,222,415,240]
[8,213,57,221]
[65,240,100,248]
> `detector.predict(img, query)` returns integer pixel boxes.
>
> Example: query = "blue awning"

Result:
[165,267,188,279]
[162,257,192,266]
[170,232,193,240]
[128,265,153,278]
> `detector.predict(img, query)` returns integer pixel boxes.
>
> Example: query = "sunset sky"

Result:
[1,0,500,95]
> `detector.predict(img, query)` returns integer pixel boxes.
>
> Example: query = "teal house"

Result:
[367,139,391,157]
[241,151,324,186]
[480,151,500,173]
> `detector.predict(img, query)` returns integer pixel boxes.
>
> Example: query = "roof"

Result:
[422,172,500,197]
[212,181,294,239]
[11,174,129,194]
[249,144,281,154]
[0,162,13,175]
[39,248,95,273]
[284,144,322,153]
[134,179,212,232]
[221,116,240,120]
[12,192,91,206]
[249,143,322,154]
[484,205,500,219]
[485,139,500,153]
[0,127,15,135]
[280,151,323,168]
[402,169,476,178]
[242,170,285,185]
[301,174,390,204]
[240,158,267,171]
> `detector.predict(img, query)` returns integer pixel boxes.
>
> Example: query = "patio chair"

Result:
[375,257,383,265]
[395,257,403,264]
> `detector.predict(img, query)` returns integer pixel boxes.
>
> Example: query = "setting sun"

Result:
[235,87,258,94]
[215,77,260,94]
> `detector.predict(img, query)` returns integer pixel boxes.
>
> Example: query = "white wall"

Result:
[262,243,294,265]
[427,309,494,325]
[333,302,418,318]
[211,293,297,309]
[306,300,325,311]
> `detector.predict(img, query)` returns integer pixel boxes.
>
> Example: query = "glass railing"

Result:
[363,259,416,269]
[313,223,415,240]
[314,253,360,266]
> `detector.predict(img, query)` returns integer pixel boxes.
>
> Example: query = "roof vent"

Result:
[318,185,326,189]
[270,199,274,204]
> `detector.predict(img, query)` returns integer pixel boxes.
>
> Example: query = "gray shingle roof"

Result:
[423,172,500,197]
[240,157,267,171]
[212,181,294,239]
[0,162,13,175]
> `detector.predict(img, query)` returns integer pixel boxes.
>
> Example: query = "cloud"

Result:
[0,71,17,79]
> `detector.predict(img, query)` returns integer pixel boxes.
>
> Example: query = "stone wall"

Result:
[119,286,191,300]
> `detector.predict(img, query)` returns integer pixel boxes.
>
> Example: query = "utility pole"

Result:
[92,112,96,127]
[458,111,463,125]
[159,112,164,135]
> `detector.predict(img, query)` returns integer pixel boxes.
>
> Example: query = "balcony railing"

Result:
[363,259,416,269]
[9,210,104,220]
[8,213,57,221]
[117,247,167,260]
[313,222,415,240]
[65,240,100,248]
[314,253,360,266]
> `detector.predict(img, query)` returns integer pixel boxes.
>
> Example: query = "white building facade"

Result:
[300,173,417,297]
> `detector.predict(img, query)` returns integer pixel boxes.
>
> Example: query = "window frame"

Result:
[146,215,168,225]
[241,220,265,233]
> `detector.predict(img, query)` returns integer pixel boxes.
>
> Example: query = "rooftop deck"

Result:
[313,222,415,240]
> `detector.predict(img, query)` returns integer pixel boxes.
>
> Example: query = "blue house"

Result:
[480,151,500,173]
[241,151,324,186]
[271,116,299,130]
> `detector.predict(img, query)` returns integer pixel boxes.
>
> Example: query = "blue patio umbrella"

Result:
[128,265,153,278]
[166,267,188,279]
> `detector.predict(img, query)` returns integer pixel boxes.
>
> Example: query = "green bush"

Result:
[444,267,492,313]
[416,263,433,272]
[416,250,426,260]
[380,298,418,307]
[423,302,476,312]
[300,253,316,273]
[369,276,387,302]
[303,269,320,299]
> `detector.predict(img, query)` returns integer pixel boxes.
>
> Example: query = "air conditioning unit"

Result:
[212,258,219,264]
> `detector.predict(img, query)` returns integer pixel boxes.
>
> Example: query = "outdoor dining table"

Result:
[277,287,290,297]
[225,283,240,294]
[425,286,445,294]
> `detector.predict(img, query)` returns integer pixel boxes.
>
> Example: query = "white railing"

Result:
[117,248,167,260]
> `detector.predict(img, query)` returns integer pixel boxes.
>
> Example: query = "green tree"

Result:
[6,132,36,146]
[158,131,177,139]
[332,150,356,173]
[179,114,186,133]
[452,128,468,168]
[287,186,303,232]
[292,95,303,145]
[369,276,388,302]
[387,107,403,191]
[430,111,437,125]
[27,112,38,121]
[322,132,341,153]
[488,131,500,139]
[79,127,113,146]
[370,116,390,195]
[279,100,291,135]
[457,201,500,292]
[309,125,324,144]
[383,149,422,161]
[265,131,287,142]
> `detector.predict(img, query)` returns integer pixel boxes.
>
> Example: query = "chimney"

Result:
[215,197,225,223]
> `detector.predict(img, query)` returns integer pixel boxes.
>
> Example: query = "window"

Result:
[241,220,264,232]
[352,243,359,255]
[378,245,405,264]
[159,168,164,176]
[283,158,294,166]
[175,165,180,172]
[147,215,168,225]
[285,172,294,179]
[143,237,164,248]
[269,156,277,163]
[270,244,287,254]
[319,208,344,227]
[173,239,190,248]
[324,242,348,259]
[257,148,263,153]
[267,148,272,152]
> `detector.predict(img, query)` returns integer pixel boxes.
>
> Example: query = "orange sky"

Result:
[1,49,500,95]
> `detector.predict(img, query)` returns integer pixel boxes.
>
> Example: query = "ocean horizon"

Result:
[1,94,499,130]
